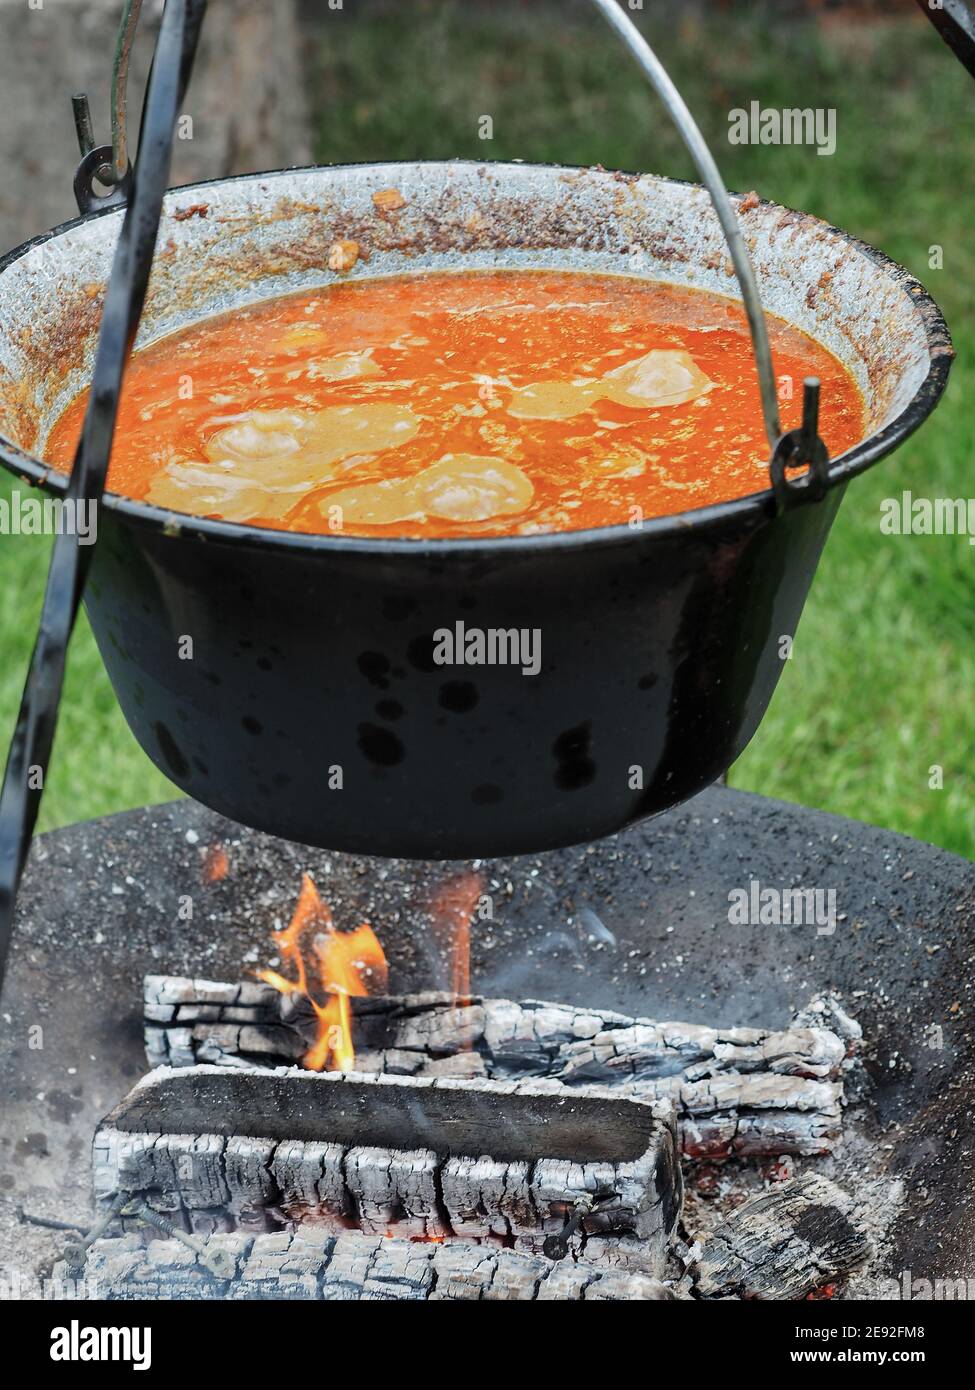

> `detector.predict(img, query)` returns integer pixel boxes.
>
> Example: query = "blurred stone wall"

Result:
[0,0,311,255]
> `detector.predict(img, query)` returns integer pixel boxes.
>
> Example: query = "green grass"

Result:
[0,522,177,829]
[1,1,972,855]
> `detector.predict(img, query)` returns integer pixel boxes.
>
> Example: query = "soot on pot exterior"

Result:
[84,483,844,858]
[0,162,953,857]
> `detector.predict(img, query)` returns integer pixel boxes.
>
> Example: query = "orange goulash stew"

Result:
[45,270,865,538]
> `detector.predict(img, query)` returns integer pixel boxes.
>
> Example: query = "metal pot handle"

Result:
[590,0,787,456]
[70,0,813,482]
[76,1,788,453]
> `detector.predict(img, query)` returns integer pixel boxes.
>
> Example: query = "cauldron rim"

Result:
[0,159,953,558]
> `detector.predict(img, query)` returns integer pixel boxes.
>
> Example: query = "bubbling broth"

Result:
[45,270,865,537]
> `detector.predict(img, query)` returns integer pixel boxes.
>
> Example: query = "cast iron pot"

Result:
[0,162,953,857]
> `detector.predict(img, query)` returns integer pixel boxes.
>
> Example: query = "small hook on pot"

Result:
[72,140,132,216]
[70,0,143,214]
[72,93,129,214]
[769,377,831,513]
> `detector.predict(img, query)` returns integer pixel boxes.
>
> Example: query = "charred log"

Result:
[144,979,852,1157]
[64,1229,680,1301]
[691,1173,871,1300]
[92,1065,680,1270]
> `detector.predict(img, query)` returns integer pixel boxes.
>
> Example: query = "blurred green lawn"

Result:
[1,0,972,854]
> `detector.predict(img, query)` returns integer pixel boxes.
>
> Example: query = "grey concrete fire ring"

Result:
[0,785,972,1294]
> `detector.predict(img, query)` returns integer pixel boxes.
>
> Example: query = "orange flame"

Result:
[257,873,387,1071]
[430,871,482,1008]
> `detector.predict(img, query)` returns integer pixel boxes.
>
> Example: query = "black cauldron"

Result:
[0,162,952,856]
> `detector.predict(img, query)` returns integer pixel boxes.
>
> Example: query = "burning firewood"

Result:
[61,1229,680,1301]
[144,978,855,1159]
[92,1065,681,1272]
[690,1173,871,1300]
